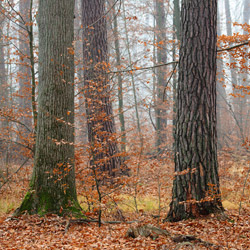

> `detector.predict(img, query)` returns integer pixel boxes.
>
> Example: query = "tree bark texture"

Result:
[167,0,223,222]
[82,0,126,178]
[154,0,167,152]
[15,0,81,216]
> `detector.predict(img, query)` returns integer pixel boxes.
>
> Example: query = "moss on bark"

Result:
[14,189,83,217]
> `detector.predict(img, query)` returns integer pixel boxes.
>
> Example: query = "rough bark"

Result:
[167,0,223,222]
[154,0,167,152]
[82,0,126,178]
[15,0,81,216]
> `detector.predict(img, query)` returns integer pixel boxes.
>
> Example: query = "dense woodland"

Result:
[0,0,250,249]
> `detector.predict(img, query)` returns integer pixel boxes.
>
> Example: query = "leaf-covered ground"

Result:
[0,211,249,249]
[0,153,249,249]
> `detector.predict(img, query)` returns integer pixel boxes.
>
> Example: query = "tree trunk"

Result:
[112,3,126,153]
[122,0,143,149]
[172,0,180,150]
[0,4,9,157]
[224,0,242,143]
[242,0,250,137]
[166,0,223,222]
[217,8,227,149]
[82,0,126,178]
[19,0,32,132]
[154,0,167,153]
[15,0,81,216]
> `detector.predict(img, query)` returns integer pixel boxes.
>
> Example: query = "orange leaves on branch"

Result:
[126,16,138,21]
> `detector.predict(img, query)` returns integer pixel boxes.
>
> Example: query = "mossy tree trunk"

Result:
[82,0,126,178]
[15,0,81,216]
[166,0,224,222]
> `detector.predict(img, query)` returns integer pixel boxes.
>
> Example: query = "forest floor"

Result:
[0,151,249,249]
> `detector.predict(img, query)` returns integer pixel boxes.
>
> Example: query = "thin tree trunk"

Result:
[112,3,126,153]
[19,0,37,141]
[217,9,227,149]
[154,0,167,153]
[19,0,32,131]
[166,0,223,222]
[122,1,143,149]
[15,0,81,216]
[0,3,9,162]
[172,0,180,150]
[82,0,127,177]
[242,0,250,137]
[224,0,242,142]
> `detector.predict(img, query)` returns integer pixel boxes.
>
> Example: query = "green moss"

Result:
[13,190,35,216]
[14,189,84,218]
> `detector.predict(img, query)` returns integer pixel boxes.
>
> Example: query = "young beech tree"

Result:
[82,0,126,177]
[15,0,81,216]
[166,0,224,222]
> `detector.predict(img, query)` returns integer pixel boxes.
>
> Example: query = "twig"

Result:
[217,41,249,52]
[109,61,179,74]
[0,158,30,190]
[109,41,249,74]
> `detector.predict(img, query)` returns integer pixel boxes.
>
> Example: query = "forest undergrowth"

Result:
[0,151,249,249]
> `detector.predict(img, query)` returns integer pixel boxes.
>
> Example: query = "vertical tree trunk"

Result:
[82,0,126,177]
[166,0,223,222]
[242,0,250,136]
[15,0,81,216]
[19,0,37,139]
[122,1,143,149]
[0,3,9,157]
[154,0,167,152]
[224,0,242,141]
[112,3,126,153]
[217,9,227,149]
[19,0,32,131]
[172,0,180,150]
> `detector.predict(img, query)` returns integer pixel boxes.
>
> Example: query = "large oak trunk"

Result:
[15,0,81,216]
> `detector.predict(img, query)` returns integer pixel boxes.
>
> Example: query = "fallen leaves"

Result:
[0,211,249,250]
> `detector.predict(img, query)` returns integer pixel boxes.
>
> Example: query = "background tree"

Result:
[0,1,9,166]
[154,0,167,153]
[111,0,126,153]
[167,0,224,221]
[15,0,81,215]
[82,0,126,177]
